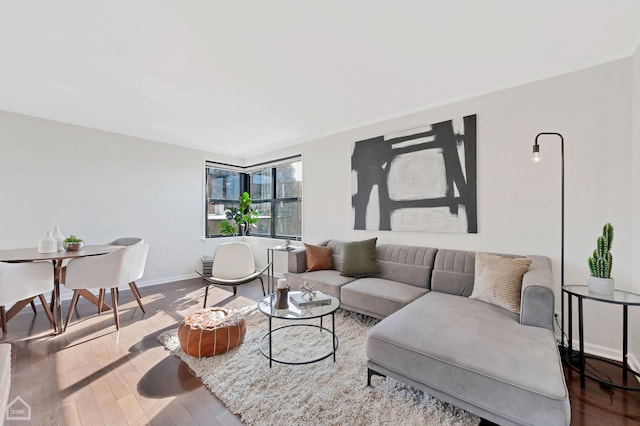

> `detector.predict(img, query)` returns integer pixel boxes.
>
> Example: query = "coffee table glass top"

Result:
[258,291,340,320]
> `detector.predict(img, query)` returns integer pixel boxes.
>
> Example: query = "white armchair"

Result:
[196,242,268,308]
[0,261,56,334]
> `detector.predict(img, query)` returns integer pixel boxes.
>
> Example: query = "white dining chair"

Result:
[0,261,56,334]
[108,237,143,247]
[106,237,146,313]
[125,242,148,313]
[63,245,140,331]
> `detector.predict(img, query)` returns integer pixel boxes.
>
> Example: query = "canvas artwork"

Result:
[351,114,477,233]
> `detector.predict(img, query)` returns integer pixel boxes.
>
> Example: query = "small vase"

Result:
[275,287,289,309]
[51,226,65,251]
[38,231,58,254]
[588,276,615,296]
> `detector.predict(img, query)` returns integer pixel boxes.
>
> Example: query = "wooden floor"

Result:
[2,278,639,425]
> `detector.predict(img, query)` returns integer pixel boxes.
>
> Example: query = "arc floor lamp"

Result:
[532,132,565,350]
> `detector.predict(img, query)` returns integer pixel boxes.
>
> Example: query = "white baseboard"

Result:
[135,273,200,288]
[568,339,623,362]
[567,338,640,383]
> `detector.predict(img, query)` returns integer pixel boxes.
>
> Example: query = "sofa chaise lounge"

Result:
[284,240,570,426]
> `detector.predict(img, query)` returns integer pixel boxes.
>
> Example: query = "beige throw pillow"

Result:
[470,253,532,313]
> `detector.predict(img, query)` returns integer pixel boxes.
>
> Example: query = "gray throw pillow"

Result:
[340,238,380,277]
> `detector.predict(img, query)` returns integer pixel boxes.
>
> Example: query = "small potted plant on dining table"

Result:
[63,234,85,251]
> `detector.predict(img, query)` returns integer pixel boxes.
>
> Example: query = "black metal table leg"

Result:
[332,311,336,362]
[567,292,573,363]
[578,297,585,389]
[623,304,628,381]
[269,316,272,368]
[561,286,565,350]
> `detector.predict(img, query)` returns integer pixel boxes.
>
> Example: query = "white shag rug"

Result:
[159,307,480,426]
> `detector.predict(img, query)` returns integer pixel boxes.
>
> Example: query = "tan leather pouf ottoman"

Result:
[178,307,246,357]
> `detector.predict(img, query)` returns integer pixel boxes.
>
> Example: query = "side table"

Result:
[562,285,640,390]
[266,244,295,293]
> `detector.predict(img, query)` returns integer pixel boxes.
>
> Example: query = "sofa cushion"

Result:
[470,253,532,313]
[283,270,356,299]
[325,240,344,271]
[367,292,569,426]
[431,249,476,296]
[340,238,380,277]
[304,243,334,272]
[341,278,428,318]
[376,244,437,288]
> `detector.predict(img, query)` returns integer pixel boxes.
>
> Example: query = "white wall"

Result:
[1,56,636,363]
[249,58,635,361]
[632,43,640,360]
[0,110,239,295]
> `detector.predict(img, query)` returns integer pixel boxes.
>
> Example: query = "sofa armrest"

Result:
[520,255,555,330]
[288,248,307,273]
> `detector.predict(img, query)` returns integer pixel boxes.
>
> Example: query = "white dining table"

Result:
[0,245,123,334]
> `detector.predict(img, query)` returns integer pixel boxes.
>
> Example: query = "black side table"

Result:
[257,291,340,368]
[562,285,640,390]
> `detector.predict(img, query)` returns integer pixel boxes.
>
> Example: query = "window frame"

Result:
[249,164,302,240]
[204,157,302,240]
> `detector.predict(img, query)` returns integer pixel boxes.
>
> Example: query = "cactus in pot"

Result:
[588,223,613,278]
[587,223,614,294]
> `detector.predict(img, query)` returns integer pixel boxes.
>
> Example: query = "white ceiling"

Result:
[1,1,640,158]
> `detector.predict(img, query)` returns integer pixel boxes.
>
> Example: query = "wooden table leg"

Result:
[77,290,111,311]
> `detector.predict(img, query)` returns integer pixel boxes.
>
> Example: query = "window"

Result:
[204,166,243,237]
[250,161,302,239]
[204,158,302,239]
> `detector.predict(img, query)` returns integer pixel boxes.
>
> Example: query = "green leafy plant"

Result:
[588,223,613,279]
[63,234,83,243]
[220,192,259,239]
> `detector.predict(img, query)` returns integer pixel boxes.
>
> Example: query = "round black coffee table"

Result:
[257,291,340,367]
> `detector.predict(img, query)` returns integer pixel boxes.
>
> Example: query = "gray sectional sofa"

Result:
[284,240,570,426]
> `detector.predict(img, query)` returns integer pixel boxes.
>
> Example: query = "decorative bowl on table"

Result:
[63,241,84,251]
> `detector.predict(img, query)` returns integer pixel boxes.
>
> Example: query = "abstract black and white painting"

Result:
[351,114,477,233]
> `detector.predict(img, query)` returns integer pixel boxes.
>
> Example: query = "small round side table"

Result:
[562,285,640,390]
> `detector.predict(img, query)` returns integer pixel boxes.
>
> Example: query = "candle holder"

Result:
[275,287,289,309]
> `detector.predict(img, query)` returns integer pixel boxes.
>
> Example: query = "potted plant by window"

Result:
[219,192,259,240]
[63,234,85,251]
[587,223,614,295]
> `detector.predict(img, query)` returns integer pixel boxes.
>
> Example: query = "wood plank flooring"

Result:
[2,278,639,425]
